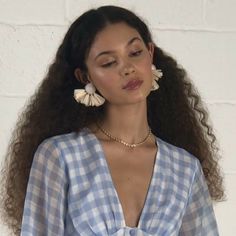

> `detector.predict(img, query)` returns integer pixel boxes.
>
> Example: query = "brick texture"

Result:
[0,1,235,235]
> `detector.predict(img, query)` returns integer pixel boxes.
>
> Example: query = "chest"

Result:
[101,143,157,228]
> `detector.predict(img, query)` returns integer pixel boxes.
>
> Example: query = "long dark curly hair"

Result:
[0,5,226,235]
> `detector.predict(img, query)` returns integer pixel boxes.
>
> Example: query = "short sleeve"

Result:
[20,139,68,236]
[179,159,219,236]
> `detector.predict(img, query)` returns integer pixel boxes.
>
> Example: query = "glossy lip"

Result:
[122,79,143,90]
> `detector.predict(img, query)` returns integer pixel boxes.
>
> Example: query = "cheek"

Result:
[138,58,153,80]
[89,70,116,94]
[137,51,153,72]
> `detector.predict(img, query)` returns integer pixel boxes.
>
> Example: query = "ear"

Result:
[74,68,88,84]
[147,42,154,62]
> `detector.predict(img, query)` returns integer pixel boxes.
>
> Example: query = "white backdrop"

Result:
[0,0,235,235]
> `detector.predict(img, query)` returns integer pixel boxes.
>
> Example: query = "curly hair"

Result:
[0,5,226,235]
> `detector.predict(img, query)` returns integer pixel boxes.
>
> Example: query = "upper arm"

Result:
[178,159,219,236]
[20,139,68,236]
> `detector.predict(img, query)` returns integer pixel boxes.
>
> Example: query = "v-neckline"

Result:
[84,127,160,229]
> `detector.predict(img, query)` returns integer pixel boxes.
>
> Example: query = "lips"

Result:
[122,79,143,90]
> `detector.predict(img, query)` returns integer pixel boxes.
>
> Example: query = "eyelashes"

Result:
[131,50,143,56]
[101,50,143,68]
[101,61,116,68]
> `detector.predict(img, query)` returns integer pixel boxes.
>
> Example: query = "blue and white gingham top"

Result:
[20,127,219,236]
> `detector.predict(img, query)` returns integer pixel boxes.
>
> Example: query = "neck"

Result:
[99,101,151,144]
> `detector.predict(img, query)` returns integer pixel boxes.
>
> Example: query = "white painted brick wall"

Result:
[0,0,66,24]
[0,1,235,235]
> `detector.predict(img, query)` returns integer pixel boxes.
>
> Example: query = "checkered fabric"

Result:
[20,127,219,236]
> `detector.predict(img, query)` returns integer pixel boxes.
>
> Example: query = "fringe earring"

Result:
[151,64,163,91]
[74,82,105,106]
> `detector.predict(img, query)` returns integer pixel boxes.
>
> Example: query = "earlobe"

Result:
[74,68,82,81]
[74,68,88,84]
[148,42,154,61]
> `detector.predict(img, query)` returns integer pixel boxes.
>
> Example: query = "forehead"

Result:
[87,23,143,58]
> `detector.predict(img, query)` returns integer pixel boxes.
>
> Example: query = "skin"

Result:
[75,22,155,145]
[74,23,158,227]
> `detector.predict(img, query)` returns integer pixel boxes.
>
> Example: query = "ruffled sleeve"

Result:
[179,159,219,236]
[20,139,68,236]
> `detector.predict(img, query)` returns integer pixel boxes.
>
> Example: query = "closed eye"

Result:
[130,50,143,57]
[101,61,116,68]
[101,50,143,68]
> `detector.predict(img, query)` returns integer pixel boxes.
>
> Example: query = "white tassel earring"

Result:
[151,64,163,91]
[74,82,105,107]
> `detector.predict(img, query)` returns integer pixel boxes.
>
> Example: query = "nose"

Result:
[120,63,135,77]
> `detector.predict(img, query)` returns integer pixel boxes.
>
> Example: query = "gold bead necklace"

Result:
[97,123,152,148]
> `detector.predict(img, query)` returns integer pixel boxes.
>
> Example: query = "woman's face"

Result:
[84,22,154,106]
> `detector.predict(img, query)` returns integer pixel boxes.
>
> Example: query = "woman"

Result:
[1,5,225,236]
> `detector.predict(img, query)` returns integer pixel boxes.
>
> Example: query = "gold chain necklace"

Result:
[97,123,152,148]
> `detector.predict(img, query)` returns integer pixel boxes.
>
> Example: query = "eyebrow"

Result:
[94,37,142,61]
